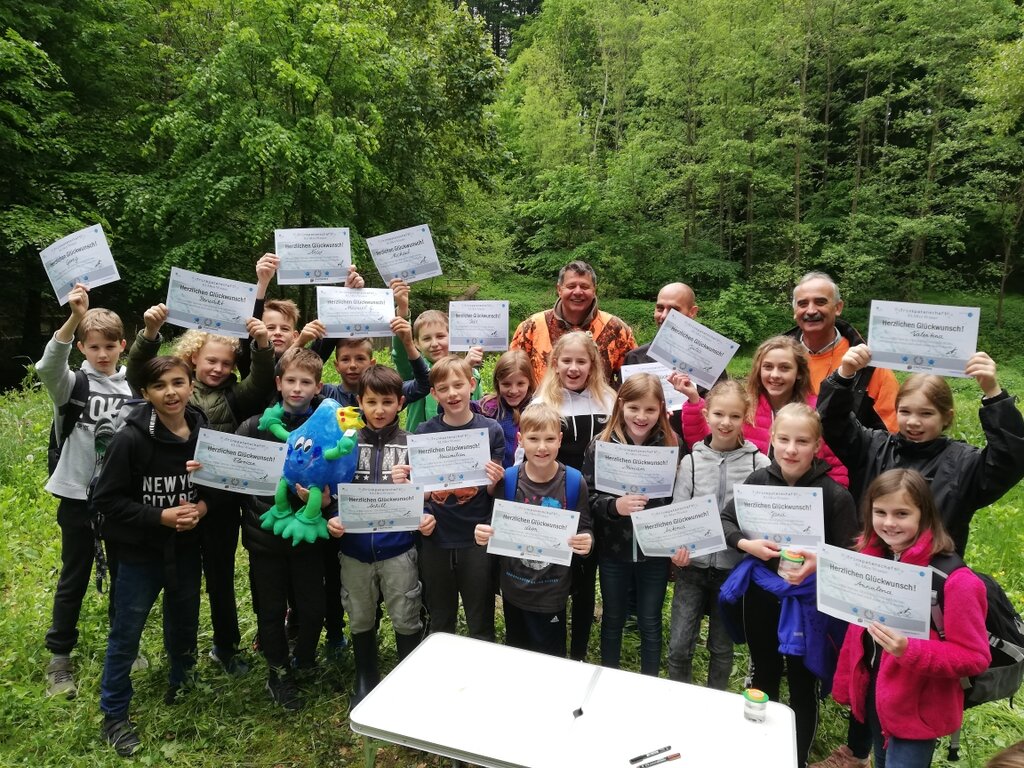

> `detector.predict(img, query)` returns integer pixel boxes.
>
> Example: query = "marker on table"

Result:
[629,745,671,764]
[639,753,680,768]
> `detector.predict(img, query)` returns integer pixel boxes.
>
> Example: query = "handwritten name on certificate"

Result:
[191,429,286,496]
[621,363,685,412]
[336,483,425,533]
[366,224,443,284]
[817,544,932,640]
[316,287,395,338]
[631,495,727,558]
[448,301,509,352]
[165,268,257,338]
[274,227,351,284]
[41,225,121,304]
[594,442,679,499]
[647,309,739,390]
[733,485,825,549]
[407,429,491,492]
[868,300,980,378]
[488,499,579,567]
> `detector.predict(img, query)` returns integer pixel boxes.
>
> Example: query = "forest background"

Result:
[4,0,1024,765]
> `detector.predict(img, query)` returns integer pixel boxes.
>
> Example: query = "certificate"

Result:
[407,429,491,492]
[40,225,121,304]
[594,441,679,499]
[366,224,443,284]
[647,309,739,390]
[336,483,425,533]
[274,227,351,284]
[631,495,727,558]
[621,362,685,412]
[316,287,394,338]
[448,301,509,352]
[817,544,933,640]
[733,485,825,549]
[191,428,287,496]
[487,499,579,567]
[867,300,979,378]
[165,267,257,338]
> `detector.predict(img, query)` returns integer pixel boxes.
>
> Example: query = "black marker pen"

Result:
[629,745,671,764]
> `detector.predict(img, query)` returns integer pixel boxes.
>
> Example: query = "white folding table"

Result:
[350,633,797,767]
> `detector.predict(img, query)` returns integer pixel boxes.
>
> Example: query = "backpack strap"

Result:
[504,464,520,502]
[930,552,967,640]
[565,466,582,510]
[48,369,91,472]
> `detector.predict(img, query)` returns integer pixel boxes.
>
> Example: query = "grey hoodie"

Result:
[672,437,769,570]
[36,333,134,499]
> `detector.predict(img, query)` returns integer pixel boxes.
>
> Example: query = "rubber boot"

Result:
[395,631,421,662]
[349,630,380,710]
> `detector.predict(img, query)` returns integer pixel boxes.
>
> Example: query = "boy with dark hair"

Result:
[327,365,436,706]
[36,283,135,698]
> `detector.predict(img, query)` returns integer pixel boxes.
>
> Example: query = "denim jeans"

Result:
[99,544,201,719]
[599,558,668,676]
[867,683,937,768]
[668,566,734,689]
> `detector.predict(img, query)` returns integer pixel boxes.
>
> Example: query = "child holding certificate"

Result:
[676,336,847,486]
[831,469,989,768]
[535,330,616,661]
[817,345,1024,555]
[668,379,769,689]
[474,402,592,656]
[477,349,537,467]
[719,403,858,768]
[582,373,681,676]
[327,365,436,707]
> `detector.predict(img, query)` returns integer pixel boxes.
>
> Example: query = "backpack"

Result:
[47,369,90,475]
[930,552,1024,708]
[503,463,582,510]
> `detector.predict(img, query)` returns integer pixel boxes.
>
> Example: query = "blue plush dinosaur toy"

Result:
[257,398,363,545]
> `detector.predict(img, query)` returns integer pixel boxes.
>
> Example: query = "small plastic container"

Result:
[743,688,769,723]
[778,549,805,580]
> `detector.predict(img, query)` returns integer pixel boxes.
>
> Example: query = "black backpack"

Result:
[931,552,1024,708]
[47,369,90,475]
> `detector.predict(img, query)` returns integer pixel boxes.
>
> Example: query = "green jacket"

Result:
[126,330,277,433]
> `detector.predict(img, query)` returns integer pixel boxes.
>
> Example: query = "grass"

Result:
[2,344,1024,765]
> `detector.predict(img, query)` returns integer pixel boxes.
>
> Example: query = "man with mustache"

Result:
[784,271,898,432]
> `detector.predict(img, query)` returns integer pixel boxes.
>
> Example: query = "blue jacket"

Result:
[719,557,846,695]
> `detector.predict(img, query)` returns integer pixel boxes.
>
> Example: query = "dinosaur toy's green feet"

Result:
[260,506,294,534]
[280,514,329,546]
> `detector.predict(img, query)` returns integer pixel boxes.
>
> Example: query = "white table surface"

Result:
[350,633,797,768]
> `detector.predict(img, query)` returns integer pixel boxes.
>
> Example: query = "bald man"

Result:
[624,282,699,365]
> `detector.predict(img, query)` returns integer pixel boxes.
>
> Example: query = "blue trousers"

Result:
[599,558,667,676]
[99,544,201,718]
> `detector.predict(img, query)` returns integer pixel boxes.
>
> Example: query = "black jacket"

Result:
[817,370,1024,554]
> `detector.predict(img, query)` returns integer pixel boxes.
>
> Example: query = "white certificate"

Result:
[817,544,933,640]
[647,309,739,390]
[621,362,685,412]
[448,301,509,352]
[867,300,979,378]
[336,483,425,533]
[594,442,678,499]
[407,429,491,492]
[191,428,287,496]
[274,227,351,284]
[631,495,727,558]
[488,499,580,567]
[366,224,443,284]
[733,484,825,549]
[40,225,121,304]
[316,287,395,338]
[165,267,257,338]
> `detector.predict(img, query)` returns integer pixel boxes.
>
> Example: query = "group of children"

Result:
[35,260,1024,766]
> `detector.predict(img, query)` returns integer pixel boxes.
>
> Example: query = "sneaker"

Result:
[45,656,77,699]
[267,669,303,711]
[131,655,149,673]
[325,635,349,661]
[102,716,142,757]
[209,647,250,677]
[809,745,871,768]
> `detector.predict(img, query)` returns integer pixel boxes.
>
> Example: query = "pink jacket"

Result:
[831,531,990,740]
[681,394,849,487]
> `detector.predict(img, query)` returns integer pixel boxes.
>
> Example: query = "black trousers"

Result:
[569,554,598,661]
[199,496,242,653]
[46,498,119,655]
[249,546,325,668]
